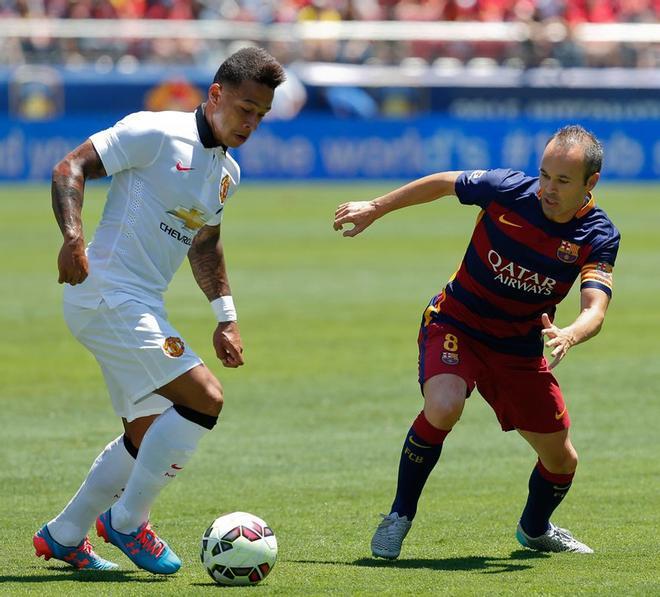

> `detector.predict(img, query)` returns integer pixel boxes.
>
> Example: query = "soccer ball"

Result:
[201,511,277,586]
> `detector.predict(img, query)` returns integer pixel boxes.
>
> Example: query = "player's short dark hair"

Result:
[547,125,603,182]
[213,47,286,90]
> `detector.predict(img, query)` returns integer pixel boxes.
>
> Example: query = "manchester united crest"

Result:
[219,174,230,204]
[163,336,185,358]
[557,240,580,263]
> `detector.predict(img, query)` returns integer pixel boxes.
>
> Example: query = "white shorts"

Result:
[63,299,203,421]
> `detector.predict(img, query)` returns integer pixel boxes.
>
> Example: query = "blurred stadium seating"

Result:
[0,2,658,181]
[0,1,657,68]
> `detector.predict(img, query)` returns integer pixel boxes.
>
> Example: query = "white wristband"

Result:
[211,296,237,322]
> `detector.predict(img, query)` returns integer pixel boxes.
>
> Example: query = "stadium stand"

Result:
[0,1,657,68]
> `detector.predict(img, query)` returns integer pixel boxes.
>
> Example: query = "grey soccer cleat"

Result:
[371,513,412,559]
[516,522,594,554]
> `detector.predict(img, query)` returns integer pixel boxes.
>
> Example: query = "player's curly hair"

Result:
[547,125,603,183]
[213,47,286,90]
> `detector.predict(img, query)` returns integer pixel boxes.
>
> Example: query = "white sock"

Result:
[110,407,212,534]
[47,435,136,546]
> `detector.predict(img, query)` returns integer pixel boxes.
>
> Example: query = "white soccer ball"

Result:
[201,511,278,586]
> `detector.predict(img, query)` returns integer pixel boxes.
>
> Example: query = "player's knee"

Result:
[425,396,463,429]
[161,367,224,417]
[423,375,466,429]
[559,439,579,473]
[201,378,224,417]
[544,446,578,474]
[183,375,224,417]
[562,447,578,473]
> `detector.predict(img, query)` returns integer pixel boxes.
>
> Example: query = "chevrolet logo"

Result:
[166,206,207,231]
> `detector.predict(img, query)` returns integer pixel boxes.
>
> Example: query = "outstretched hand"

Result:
[333,201,378,237]
[213,321,244,368]
[541,313,574,369]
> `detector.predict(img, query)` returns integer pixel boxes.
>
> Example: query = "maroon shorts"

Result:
[418,321,569,433]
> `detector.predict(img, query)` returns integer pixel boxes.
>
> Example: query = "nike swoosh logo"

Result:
[408,435,431,449]
[176,161,195,171]
[555,407,567,420]
[171,464,183,470]
[498,214,523,228]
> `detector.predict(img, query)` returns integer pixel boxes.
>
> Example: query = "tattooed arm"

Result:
[52,139,107,285]
[188,224,244,368]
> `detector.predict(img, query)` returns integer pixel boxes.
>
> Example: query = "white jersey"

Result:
[63,108,240,309]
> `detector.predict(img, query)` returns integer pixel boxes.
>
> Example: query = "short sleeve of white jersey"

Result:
[204,155,241,227]
[205,209,223,227]
[90,112,166,176]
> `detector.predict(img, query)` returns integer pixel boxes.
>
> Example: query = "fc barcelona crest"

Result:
[557,240,580,263]
[219,174,230,204]
[441,352,459,365]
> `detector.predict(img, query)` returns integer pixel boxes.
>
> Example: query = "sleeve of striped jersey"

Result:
[455,169,528,209]
[580,262,614,296]
[580,233,620,297]
[90,112,165,175]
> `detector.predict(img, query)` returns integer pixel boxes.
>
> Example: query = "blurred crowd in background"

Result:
[0,0,658,69]
[3,0,658,23]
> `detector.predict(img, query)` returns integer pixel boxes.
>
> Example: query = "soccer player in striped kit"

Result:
[334,125,620,558]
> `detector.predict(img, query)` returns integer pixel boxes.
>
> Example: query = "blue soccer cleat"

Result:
[96,509,181,574]
[33,524,118,570]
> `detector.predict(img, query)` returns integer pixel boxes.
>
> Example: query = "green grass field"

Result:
[1,182,659,595]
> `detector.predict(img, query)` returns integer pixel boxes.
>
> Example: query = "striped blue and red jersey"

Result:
[425,169,621,357]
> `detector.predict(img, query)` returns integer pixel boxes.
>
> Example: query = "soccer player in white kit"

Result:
[33,47,285,574]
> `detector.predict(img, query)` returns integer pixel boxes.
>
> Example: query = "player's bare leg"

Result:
[422,374,467,430]
[516,429,593,553]
[371,374,465,559]
[519,429,578,475]
[122,414,159,448]
[97,364,223,574]
[155,362,224,416]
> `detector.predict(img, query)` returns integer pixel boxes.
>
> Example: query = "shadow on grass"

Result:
[290,550,550,575]
[1,566,170,584]
[190,582,260,588]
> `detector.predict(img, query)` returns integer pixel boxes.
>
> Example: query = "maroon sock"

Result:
[390,411,450,520]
